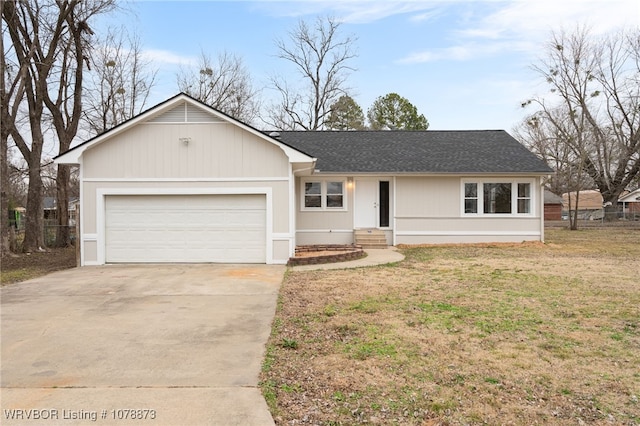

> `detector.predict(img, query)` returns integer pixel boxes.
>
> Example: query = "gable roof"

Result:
[619,188,640,203]
[54,93,314,165]
[562,190,603,210]
[544,190,564,205]
[275,130,552,174]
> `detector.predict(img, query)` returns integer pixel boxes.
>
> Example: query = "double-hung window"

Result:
[304,182,322,208]
[464,183,478,213]
[462,180,533,215]
[303,180,345,210]
[517,183,531,214]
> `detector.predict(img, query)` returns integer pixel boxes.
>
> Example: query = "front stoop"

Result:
[354,229,388,249]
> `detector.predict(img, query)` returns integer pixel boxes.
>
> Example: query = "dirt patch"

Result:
[1,246,77,286]
[261,228,640,425]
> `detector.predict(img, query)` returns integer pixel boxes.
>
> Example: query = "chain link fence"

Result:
[43,221,77,247]
[9,221,76,250]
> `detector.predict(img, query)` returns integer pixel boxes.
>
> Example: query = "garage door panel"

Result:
[105,195,266,263]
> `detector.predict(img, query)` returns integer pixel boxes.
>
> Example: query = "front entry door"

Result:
[355,179,378,228]
[355,179,390,229]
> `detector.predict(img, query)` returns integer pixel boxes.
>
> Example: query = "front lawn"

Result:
[261,228,640,425]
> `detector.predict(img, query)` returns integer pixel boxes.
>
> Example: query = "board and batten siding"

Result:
[79,117,295,265]
[394,176,544,244]
[82,122,289,179]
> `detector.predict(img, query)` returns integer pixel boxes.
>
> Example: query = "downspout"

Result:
[540,177,546,242]
[291,160,317,257]
[288,166,295,258]
[79,160,85,266]
[392,176,397,246]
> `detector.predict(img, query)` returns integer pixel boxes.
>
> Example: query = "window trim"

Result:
[461,179,535,217]
[301,179,347,211]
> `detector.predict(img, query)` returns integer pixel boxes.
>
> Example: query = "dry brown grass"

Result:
[1,246,76,285]
[260,228,640,425]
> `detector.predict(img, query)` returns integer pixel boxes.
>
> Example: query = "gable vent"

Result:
[148,102,223,123]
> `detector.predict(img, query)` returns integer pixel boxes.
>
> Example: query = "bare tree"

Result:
[2,0,116,250]
[176,50,260,124]
[266,16,358,130]
[84,27,157,135]
[515,108,593,229]
[1,0,15,254]
[525,26,640,221]
[7,154,29,210]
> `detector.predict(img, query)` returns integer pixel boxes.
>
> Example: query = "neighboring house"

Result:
[43,196,57,220]
[562,190,604,220]
[619,188,640,220]
[43,196,79,221]
[55,93,552,266]
[543,190,563,221]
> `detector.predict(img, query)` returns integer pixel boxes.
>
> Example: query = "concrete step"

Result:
[354,229,388,248]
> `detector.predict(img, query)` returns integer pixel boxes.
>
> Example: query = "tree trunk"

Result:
[55,164,71,247]
[1,134,9,255]
[568,192,579,231]
[0,0,11,256]
[603,203,618,222]
[23,164,44,252]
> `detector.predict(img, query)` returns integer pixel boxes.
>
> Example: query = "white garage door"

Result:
[105,194,266,263]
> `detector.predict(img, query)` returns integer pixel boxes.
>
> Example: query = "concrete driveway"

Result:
[1,264,284,425]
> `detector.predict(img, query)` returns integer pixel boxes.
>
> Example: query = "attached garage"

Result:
[54,93,316,266]
[105,194,266,263]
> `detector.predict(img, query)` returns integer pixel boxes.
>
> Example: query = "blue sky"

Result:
[98,0,639,131]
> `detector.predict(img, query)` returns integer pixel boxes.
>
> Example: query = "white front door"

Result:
[354,179,378,228]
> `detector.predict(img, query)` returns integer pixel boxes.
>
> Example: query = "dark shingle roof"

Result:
[276,130,552,174]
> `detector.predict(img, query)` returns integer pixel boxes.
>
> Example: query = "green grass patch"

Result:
[342,338,398,360]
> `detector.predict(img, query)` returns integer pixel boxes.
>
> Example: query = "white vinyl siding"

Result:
[105,194,266,263]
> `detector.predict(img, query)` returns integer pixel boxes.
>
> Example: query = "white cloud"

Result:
[398,0,638,64]
[399,45,472,63]
[141,49,196,66]
[455,0,639,46]
[463,0,638,39]
[250,0,446,24]
[338,2,442,24]
[408,9,443,23]
[398,39,534,63]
